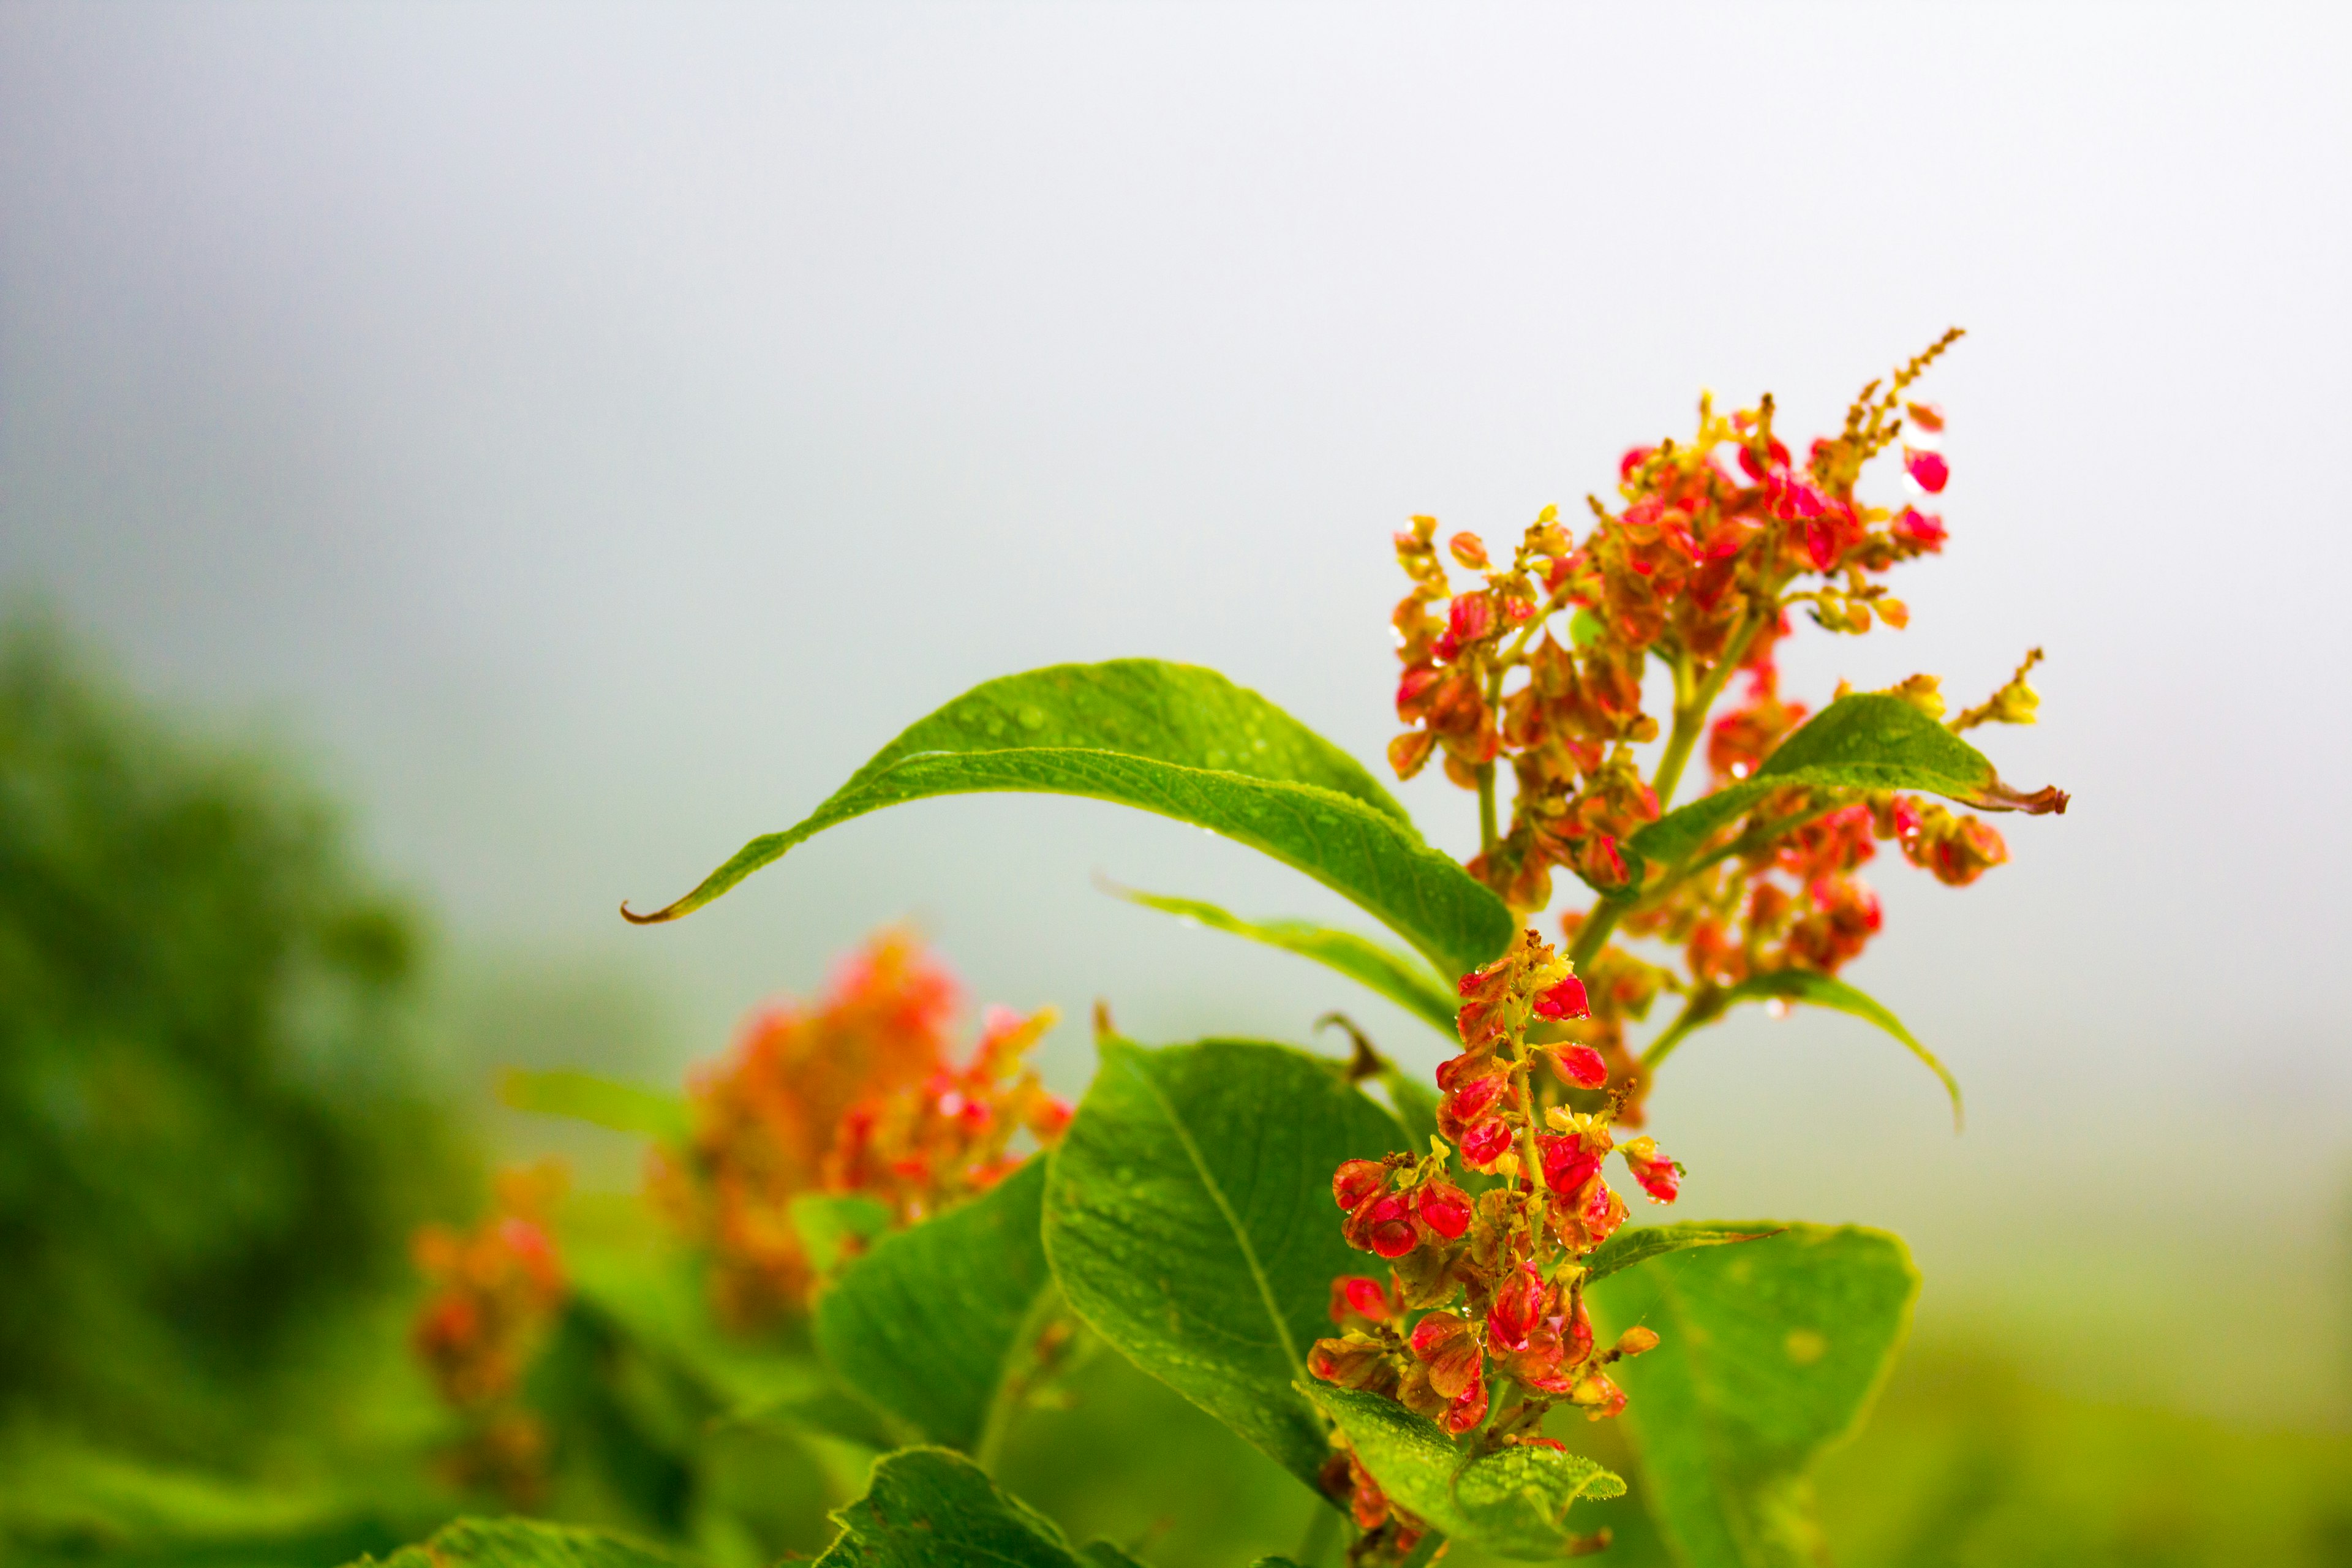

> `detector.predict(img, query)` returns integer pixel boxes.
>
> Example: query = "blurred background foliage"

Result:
[1,612,2348,1567]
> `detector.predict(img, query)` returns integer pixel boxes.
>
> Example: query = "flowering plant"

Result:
[401,338,2064,1568]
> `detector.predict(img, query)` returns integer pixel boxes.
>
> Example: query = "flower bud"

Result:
[1408,1311,1483,1399]
[1387,729,1436,780]
[1442,1072,1508,1125]
[1612,1325,1661,1358]
[1415,1180,1472,1241]
[1441,1370,1490,1435]
[1534,976,1591,1020]
[1434,1051,1497,1093]
[1570,1369,1626,1419]
[1537,1133,1603,1196]
[1329,1275,1393,1327]
[1448,532,1491,570]
[1618,1136,1682,1204]
[1552,1044,1608,1090]
[1363,1194,1420,1259]
[1565,1294,1595,1367]
[1486,1264,1545,1352]
[1333,1159,1388,1211]
[1308,1335,1392,1389]
[1892,507,1947,553]
[1904,401,1944,433]
[1459,1118,1514,1169]
[1904,448,1950,494]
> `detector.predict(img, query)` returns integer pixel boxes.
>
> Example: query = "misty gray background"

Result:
[4,5,2348,1423]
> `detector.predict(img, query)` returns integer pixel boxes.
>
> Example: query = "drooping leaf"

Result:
[815,1446,1145,1568]
[1588,1224,1918,1568]
[790,1193,895,1278]
[1310,1387,1625,1559]
[343,1517,695,1568]
[1110,886,1463,1036]
[620,660,1514,976]
[815,1158,1055,1454]
[1645,970,1961,1126]
[1629,693,2067,871]
[1042,1038,1411,1487]
[499,1068,690,1144]
[1582,1221,1785,1285]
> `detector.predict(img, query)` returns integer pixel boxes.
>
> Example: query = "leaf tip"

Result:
[619,896,684,925]
[1977,779,2068,815]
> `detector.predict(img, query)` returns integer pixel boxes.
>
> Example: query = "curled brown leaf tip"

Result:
[1975,780,2069,815]
[618,899,684,926]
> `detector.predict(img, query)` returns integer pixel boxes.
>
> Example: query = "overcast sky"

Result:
[5,4,2348,1418]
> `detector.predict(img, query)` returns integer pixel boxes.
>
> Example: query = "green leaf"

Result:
[1629,692,2068,870]
[1042,1038,1411,1488]
[791,1193,894,1278]
[344,1517,696,1568]
[620,660,1513,977]
[1588,1223,1918,1568]
[1110,885,1463,1035]
[498,1068,690,1143]
[1645,970,1962,1127]
[815,1446,1142,1568]
[814,1158,1055,1454]
[1582,1221,1785,1285]
[1310,1387,1625,1559]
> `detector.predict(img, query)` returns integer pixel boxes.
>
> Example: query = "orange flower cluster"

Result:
[1311,932,1671,1556]
[410,1163,569,1504]
[652,930,1070,1328]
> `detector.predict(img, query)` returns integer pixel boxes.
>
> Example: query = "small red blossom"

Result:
[1361,1194,1420,1259]
[1534,976,1591,1020]
[1330,1275,1394,1327]
[1538,1132,1604,1196]
[1442,1371,1491,1435]
[1458,1117,1515,1169]
[1619,1136,1681,1204]
[1904,448,1950,493]
[1486,1264,1546,1352]
[1333,1159,1388,1211]
[1893,507,1947,552]
[1416,1180,1472,1240]
[1554,1044,1608,1090]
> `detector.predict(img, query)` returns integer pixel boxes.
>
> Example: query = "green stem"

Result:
[1640,989,1727,1071]
[1650,609,1771,812]
[1477,762,1499,853]
[1566,895,1630,972]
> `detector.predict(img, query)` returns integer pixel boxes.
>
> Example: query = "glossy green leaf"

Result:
[1311,1387,1625,1559]
[344,1517,694,1568]
[815,1446,1144,1568]
[499,1068,690,1143]
[1112,886,1463,1035]
[1582,1221,1784,1284]
[621,660,1513,977]
[815,1158,1054,1454]
[1645,970,1961,1126]
[1042,1038,1411,1487]
[1629,693,2068,871]
[1589,1223,1918,1568]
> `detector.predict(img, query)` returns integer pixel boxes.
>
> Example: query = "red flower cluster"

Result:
[1386,333,1972,918]
[1310,932,1678,1547]
[1381,336,2060,1125]
[410,1163,570,1504]
[650,930,1071,1327]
